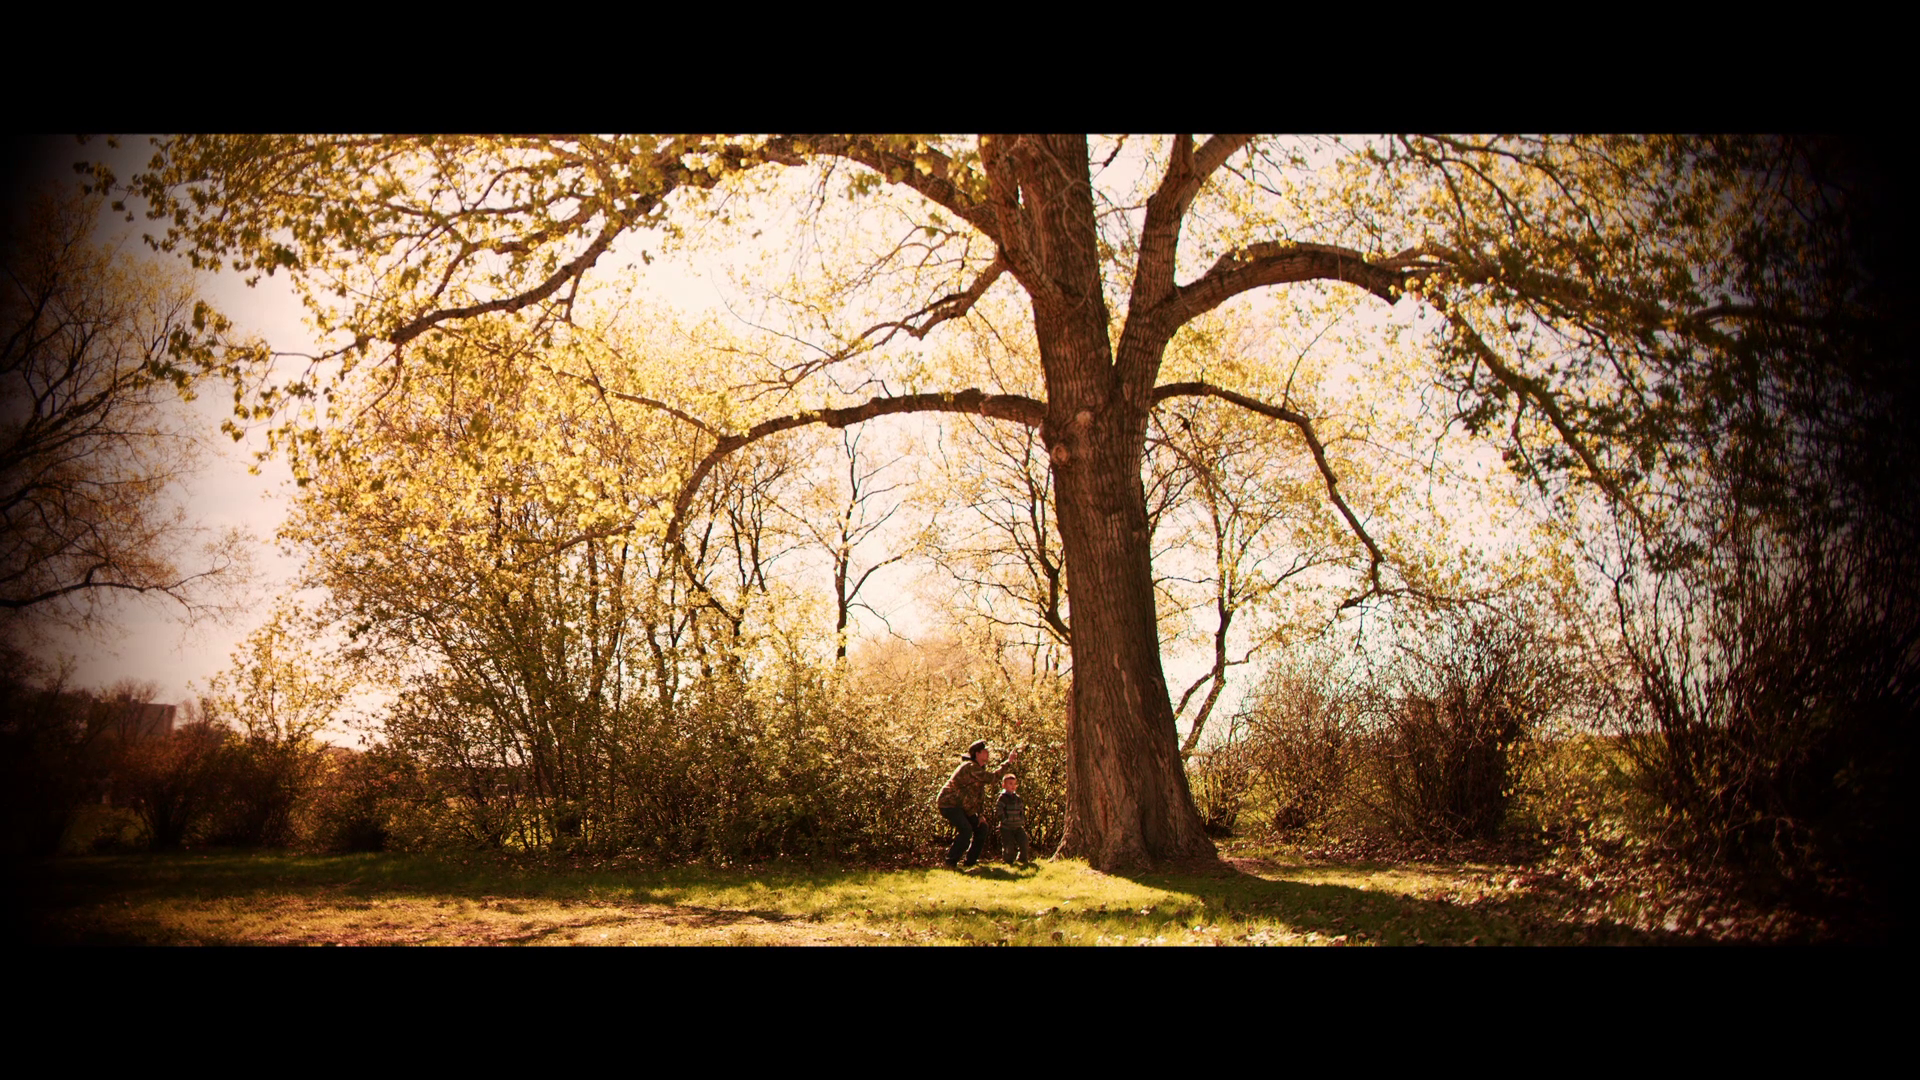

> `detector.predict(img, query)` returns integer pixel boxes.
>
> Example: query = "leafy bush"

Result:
[369,633,1069,863]
[304,745,411,852]
[64,803,145,853]
[203,736,322,847]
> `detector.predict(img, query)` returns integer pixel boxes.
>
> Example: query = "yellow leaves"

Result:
[202,599,354,744]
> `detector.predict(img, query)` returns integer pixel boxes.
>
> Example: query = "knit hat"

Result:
[963,739,989,759]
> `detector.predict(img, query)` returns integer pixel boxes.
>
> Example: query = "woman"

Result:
[935,739,1019,869]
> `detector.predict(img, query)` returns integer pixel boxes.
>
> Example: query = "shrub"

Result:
[203,736,322,847]
[1222,607,1571,847]
[1236,656,1362,836]
[305,745,410,852]
[113,719,234,850]
[0,662,96,857]
[1359,612,1566,843]
[1620,527,1917,917]
[368,632,1070,863]
[1185,735,1255,837]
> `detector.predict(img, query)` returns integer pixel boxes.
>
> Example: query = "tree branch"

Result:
[1435,305,1646,525]
[768,136,1000,243]
[975,135,1051,299]
[0,557,236,612]
[1134,134,1253,312]
[385,212,630,350]
[626,391,1044,610]
[1168,242,1441,327]
[378,135,1000,353]
[846,255,1005,352]
[1153,381,1386,607]
[547,366,720,438]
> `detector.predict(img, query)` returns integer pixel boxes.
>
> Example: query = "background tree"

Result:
[1149,391,1357,758]
[0,652,157,856]
[119,135,1809,868]
[921,416,1072,658]
[287,314,832,851]
[113,706,231,850]
[0,189,248,634]
[1595,137,1917,928]
[784,426,910,663]
[195,603,351,845]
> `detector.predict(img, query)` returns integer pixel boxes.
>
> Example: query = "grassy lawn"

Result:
[5,840,1714,946]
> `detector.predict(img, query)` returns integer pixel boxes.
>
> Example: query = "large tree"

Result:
[111,134,1784,868]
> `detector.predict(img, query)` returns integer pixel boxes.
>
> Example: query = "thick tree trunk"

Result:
[983,134,1216,872]
[1047,400,1217,870]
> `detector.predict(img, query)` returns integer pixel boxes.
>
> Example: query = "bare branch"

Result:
[0,555,239,612]
[1153,381,1386,608]
[1178,672,1231,759]
[763,256,1009,390]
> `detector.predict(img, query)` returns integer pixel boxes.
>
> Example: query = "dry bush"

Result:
[611,641,1069,865]
[1219,607,1573,848]
[1185,736,1255,837]
[112,718,234,850]
[1356,612,1568,844]
[1620,528,1917,918]
[1236,654,1363,836]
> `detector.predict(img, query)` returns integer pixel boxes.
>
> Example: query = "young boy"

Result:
[996,773,1030,865]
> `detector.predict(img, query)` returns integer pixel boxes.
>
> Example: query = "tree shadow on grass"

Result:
[6,851,884,944]
[8,849,1721,946]
[1109,860,1719,946]
[959,864,1036,882]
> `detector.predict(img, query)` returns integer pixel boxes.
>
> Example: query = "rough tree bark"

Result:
[994,135,1219,867]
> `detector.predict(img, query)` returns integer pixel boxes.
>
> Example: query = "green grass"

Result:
[4,841,1707,946]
